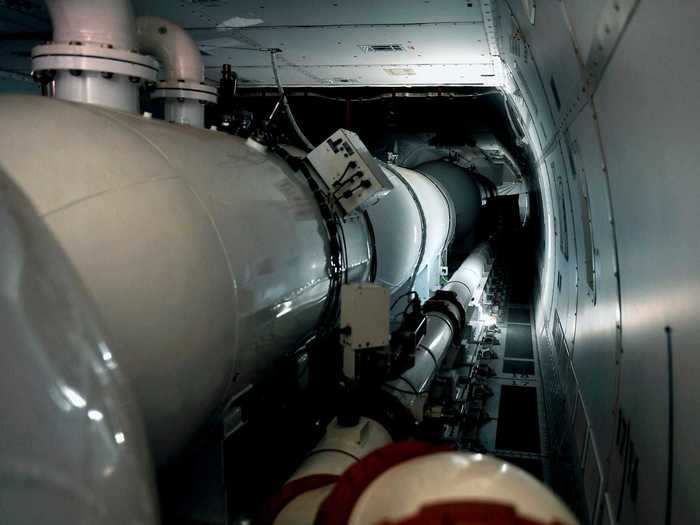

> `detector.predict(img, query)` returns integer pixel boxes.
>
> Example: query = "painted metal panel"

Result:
[136,0,486,27]
[594,2,700,523]
[561,0,608,64]
[135,0,499,87]
[198,24,492,67]
[547,146,578,352]
[567,101,620,473]
[514,0,584,123]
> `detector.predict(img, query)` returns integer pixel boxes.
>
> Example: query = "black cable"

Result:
[390,291,418,312]
[362,209,378,283]
[304,448,360,462]
[382,162,426,292]
[271,146,346,333]
[270,51,314,151]
[337,215,350,285]
[382,384,422,396]
[333,161,358,188]
[383,379,429,397]
[332,173,363,197]
[665,326,675,525]
[418,343,438,370]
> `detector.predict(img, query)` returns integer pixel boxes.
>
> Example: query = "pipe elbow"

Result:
[136,16,204,82]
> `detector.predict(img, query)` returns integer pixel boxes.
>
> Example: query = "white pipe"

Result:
[136,16,203,82]
[443,242,492,305]
[385,243,492,419]
[273,418,391,525]
[348,452,579,525]
[37,0,157,112]
[45,0,137,49]
[0,95,373,464]
[0,95,454,466]
[414,160,483,243]
[136,16,215,127]
[366,165,453,295]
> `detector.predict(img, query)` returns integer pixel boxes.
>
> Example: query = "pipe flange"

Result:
[151,80,218,104]
[424,290,466,334]
[32,43,159,81]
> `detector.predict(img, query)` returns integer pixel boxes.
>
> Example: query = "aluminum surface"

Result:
[0,170,158,524]
[0,94,371,463]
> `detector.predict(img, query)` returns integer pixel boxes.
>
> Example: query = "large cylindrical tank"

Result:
[0,95,453,465]
[366,165,453,294]
[0,169,158,524]
[0,95,372,463]
[414,159,482,245]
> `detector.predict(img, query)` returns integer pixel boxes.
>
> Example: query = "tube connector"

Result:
[136,16,217,127]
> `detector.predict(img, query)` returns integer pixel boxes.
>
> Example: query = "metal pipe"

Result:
[366,165,454,298]
[0,96,456,465]
[45,0,137,49]
[34,0,158,112]
[270,50,315,151]
[271,418,391,525]
[0,93,462,469]
[136,16,217,127]
[0,169,158,524]
[384,243,492,419]
[0,95,371,463]
[413,159,483,244]
[136,16,203,83]
[442,242,492,305]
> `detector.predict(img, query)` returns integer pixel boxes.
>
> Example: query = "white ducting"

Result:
[45,0,137,49]
[385,243,492,419]
[348,452,578,525]
[272,418,391,525]
[34,0,157,112]
[0,170,158,524]
[136,16,202,82]
[0,95,468,467]
[442,242,492,305]
[136,16,217,127]
[366,165,454,297]
[0,95,372,463]
[414,159,483,244]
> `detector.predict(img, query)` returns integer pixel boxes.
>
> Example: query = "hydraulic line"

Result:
[270,50,315,151]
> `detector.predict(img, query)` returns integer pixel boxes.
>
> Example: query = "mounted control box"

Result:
[307,129,393,215]
[340,284,390,379]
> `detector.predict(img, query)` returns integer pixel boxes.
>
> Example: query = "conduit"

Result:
[384,243,492,419]
[136,16,217,127]
[33,0,158,112]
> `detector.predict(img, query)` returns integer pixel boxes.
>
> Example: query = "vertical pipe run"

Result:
[35,0,158,112]
[44,0,137,49]
[136,16,217,127]
[270,418,391,525]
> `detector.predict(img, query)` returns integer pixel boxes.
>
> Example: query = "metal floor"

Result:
[475,259,550,485]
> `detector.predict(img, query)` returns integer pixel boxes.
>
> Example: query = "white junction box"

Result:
[307,129,393,215]
[340,284,390,378]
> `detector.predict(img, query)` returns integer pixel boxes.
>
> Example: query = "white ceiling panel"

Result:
[137,0,500,87]
[136,0,485,27]
[199,23,491,65]
[224,62,498,87]
[0,0,503,89]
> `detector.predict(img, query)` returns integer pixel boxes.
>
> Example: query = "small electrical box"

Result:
[340,284,390,379]
[307,129,393,215]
